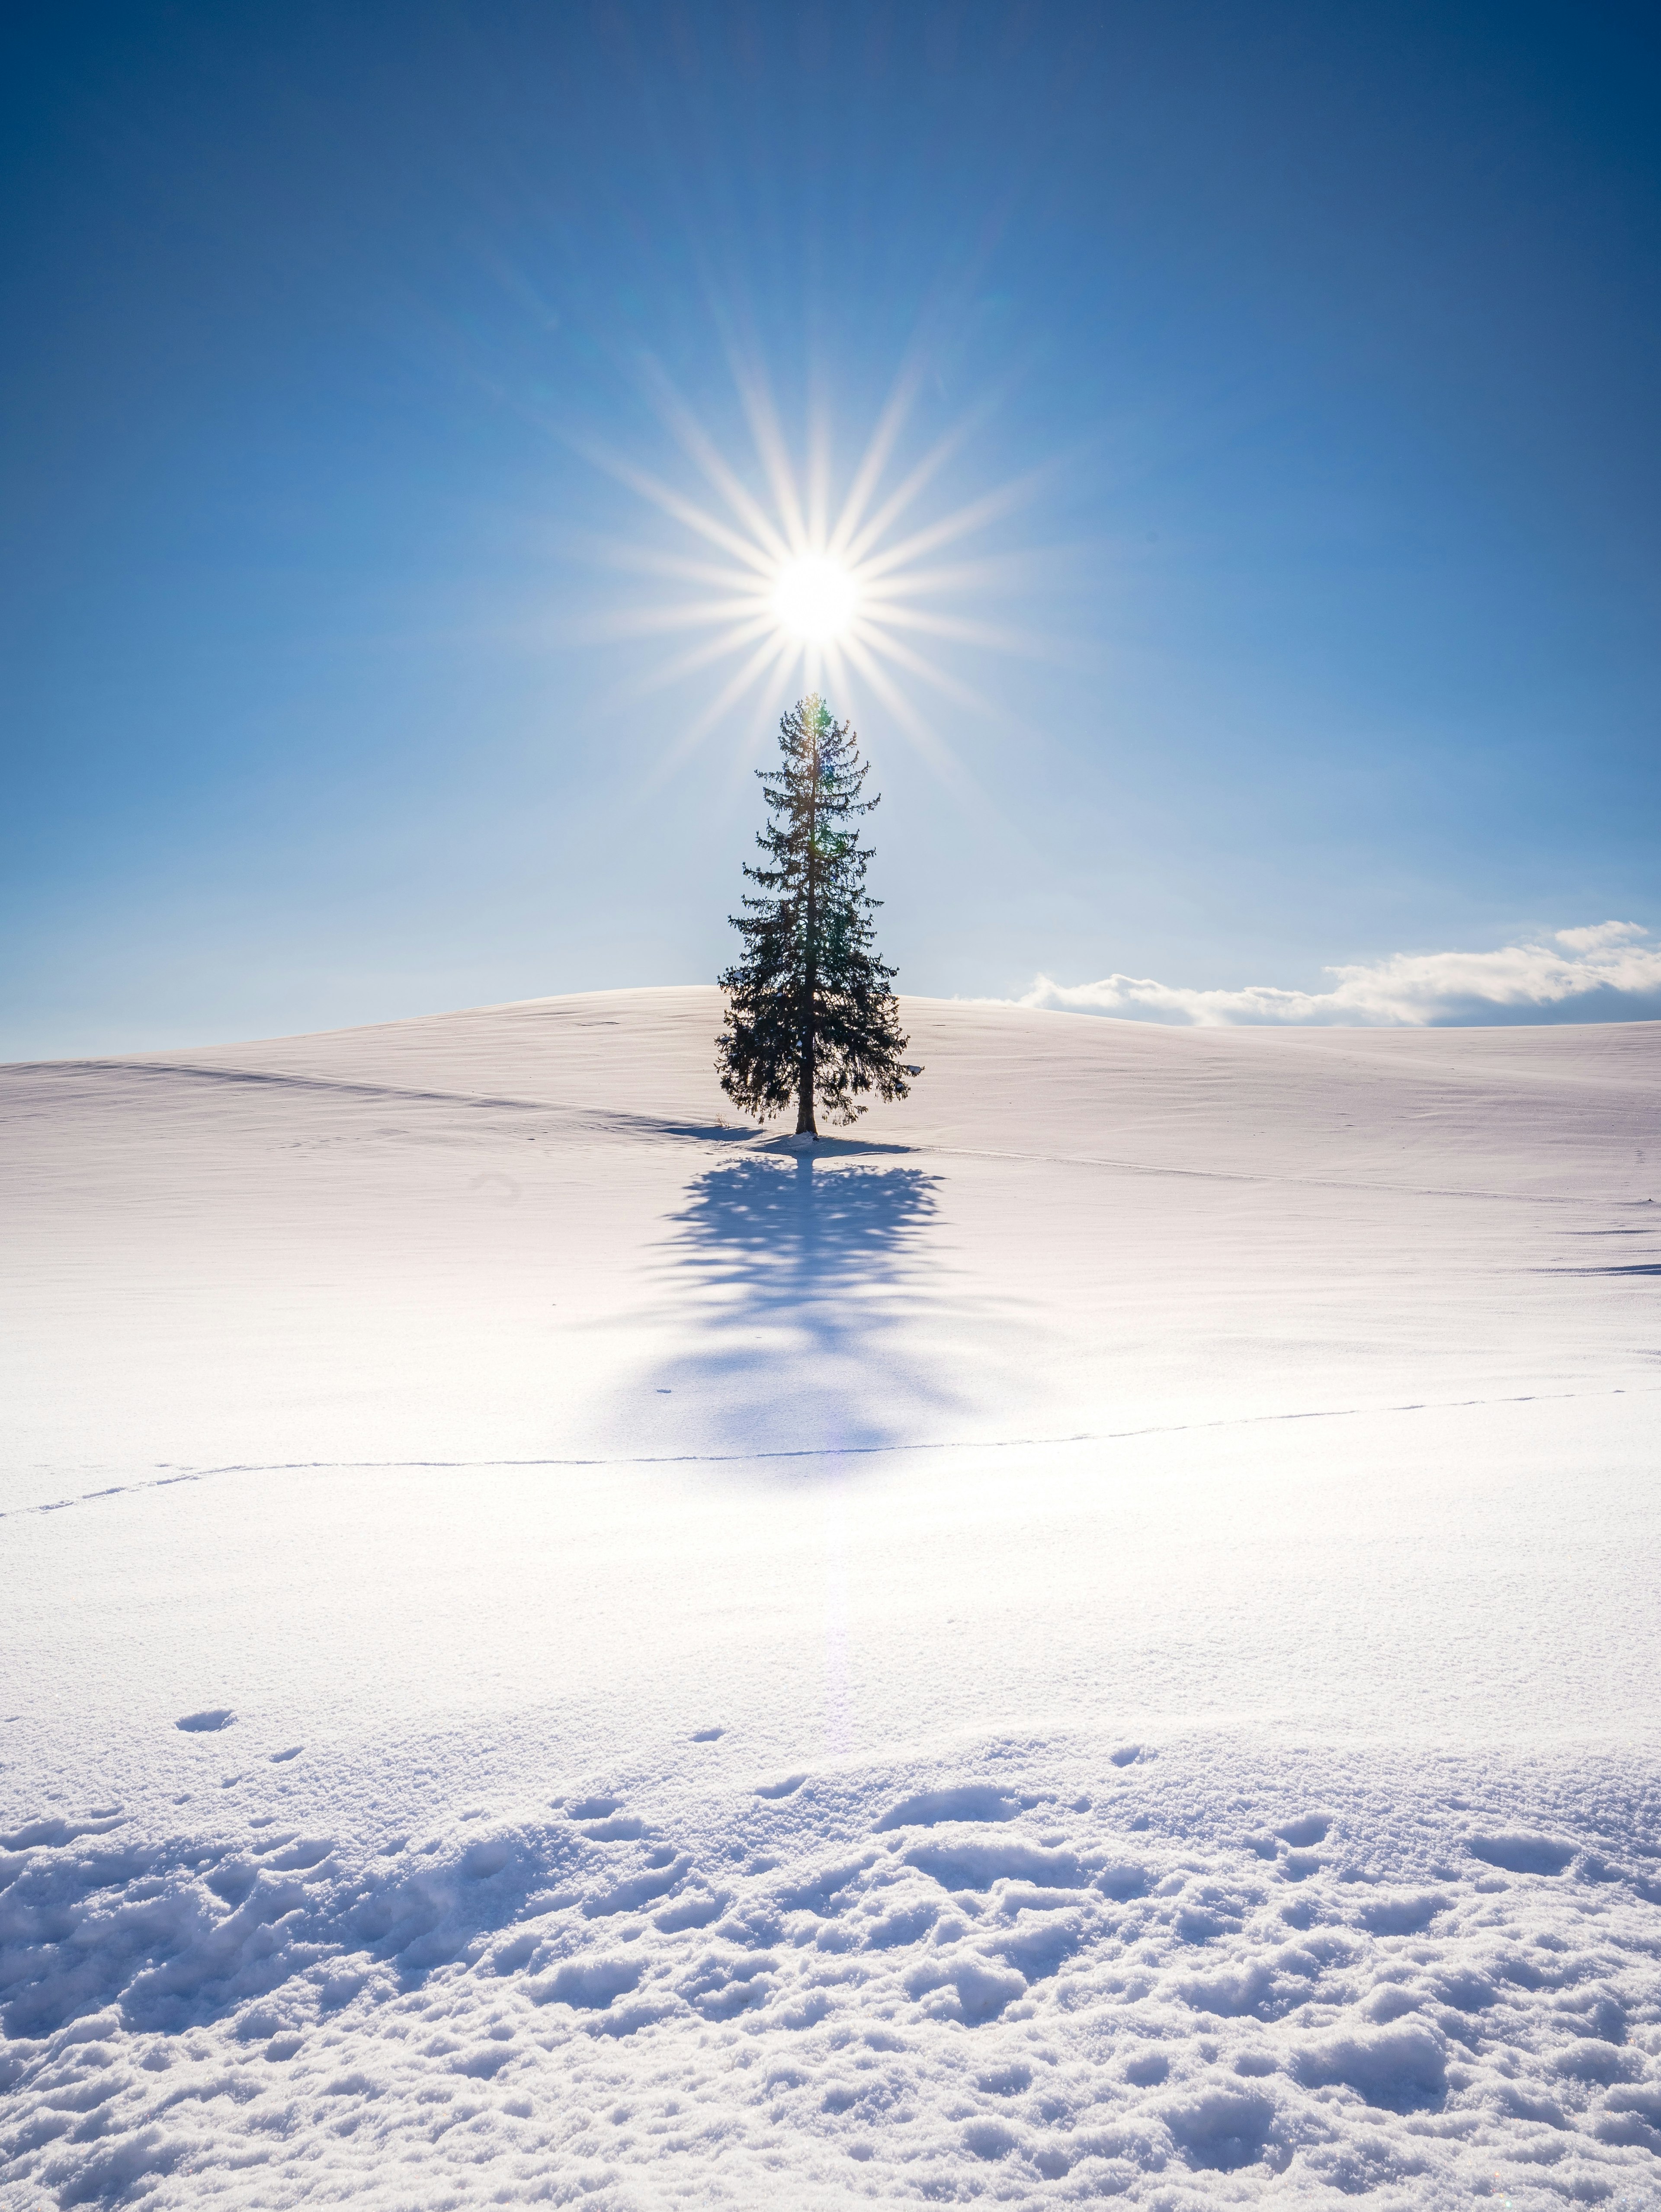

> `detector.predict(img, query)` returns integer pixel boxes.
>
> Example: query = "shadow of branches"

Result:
[654,1151,956,1453]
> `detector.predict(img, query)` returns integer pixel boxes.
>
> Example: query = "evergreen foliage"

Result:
[717,696,913,1136]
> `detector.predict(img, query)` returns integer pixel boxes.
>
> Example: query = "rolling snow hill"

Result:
[2,990,1659,2208]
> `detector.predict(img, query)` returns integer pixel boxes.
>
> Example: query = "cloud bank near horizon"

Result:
[1016,922,1661,1028]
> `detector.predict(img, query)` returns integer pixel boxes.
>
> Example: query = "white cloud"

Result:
[1016,923,1661,1028]
[1553,920,1646,952]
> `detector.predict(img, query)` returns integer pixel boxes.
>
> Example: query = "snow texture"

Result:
[2,988,1659,2208]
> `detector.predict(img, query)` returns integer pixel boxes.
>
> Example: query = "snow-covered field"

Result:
[3,988,1659,2209]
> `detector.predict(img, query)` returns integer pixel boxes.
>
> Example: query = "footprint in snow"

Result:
[582,1814,646,1841]
[176,1708,235,1733]
[0,1807,127,1850]
[532,1956,643,2011]
[1467,1831,1576,1875]
[874,1784,1018,1830]
[1275,1812,1332,1847]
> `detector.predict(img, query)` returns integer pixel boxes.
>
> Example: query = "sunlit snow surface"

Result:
[3,989,1659,2209]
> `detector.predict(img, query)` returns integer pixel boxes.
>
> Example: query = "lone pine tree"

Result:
[716,695,913,1139]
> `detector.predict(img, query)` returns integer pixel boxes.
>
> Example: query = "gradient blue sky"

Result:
[5,0,1659,1056]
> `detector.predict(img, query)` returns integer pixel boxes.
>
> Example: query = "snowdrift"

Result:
[2,989,1659,2207]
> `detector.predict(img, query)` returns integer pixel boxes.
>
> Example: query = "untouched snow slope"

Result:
[2,988,1659,2209]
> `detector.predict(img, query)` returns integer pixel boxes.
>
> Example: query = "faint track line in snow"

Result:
[7,1385,1652,1520]
[16,1059,763,1145]
[30,1057,562,1110]
[913,1138,1648,1208]
[20,1058,1651,1204]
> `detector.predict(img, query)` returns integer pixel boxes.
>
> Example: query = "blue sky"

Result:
[4,0,1659,1055]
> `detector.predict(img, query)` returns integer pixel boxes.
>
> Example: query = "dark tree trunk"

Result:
[794,1031,817,1134]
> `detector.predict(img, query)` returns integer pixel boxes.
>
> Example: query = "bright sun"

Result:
[770,553,858,642]
[574,352,1048,768]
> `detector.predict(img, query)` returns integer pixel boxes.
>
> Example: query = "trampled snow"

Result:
[2,989,1658,2207]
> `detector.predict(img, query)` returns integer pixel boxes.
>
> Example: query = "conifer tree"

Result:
[717,695,913,1137]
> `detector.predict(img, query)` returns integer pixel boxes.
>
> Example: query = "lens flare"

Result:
[565,348,1065,777]
[771,554,858,642]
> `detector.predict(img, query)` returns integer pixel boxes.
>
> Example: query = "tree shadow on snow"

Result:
[653,1151,964,1455]
[672,1151,940,1277]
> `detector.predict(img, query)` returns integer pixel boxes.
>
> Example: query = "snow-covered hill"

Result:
[3,991,1659,2207]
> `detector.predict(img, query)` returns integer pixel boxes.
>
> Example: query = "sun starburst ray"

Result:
[574,538,775,591]
[855,547,1086,599]
[805,394,832,550]
[567,597,779,645]
[826,358,927,560]
[646,631,802,783]
[846,624,991,716]
[837,402,1001,569]
[837,634,978,791]
[857,604,1070,659]
[637,361,794,563]
[856,458,1063,582]
[568,351,1070,783]
[606,618,785,712]
[567,437,781,576]
[731,361,809,551]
